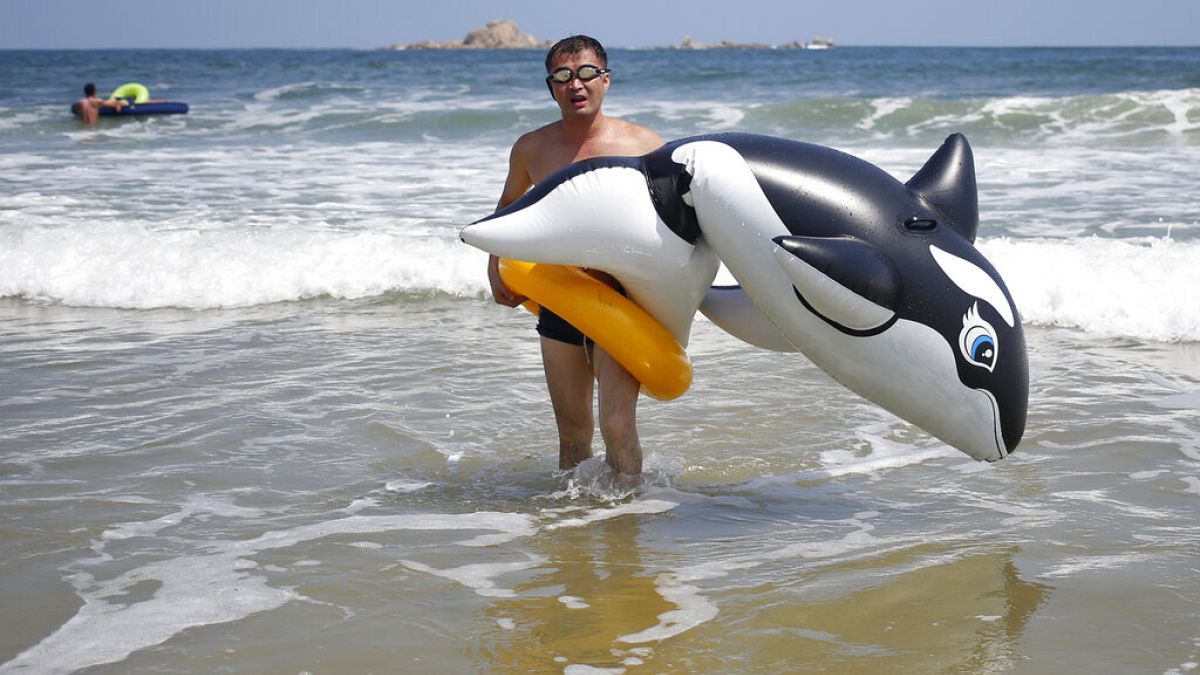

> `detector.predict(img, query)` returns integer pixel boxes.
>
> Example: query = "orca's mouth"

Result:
[974,387,1007,461]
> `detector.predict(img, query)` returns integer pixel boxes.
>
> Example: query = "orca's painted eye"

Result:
[959,302,998,372]
[966,328,995,367]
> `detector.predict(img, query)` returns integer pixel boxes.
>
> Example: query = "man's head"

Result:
[544,35,611,117]
[545,35,608,71]
[84,83,96,97]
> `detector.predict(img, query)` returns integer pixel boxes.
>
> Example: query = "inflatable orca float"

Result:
[462,133,1027,461]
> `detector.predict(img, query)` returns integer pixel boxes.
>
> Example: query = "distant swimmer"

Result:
[74,83,126,124]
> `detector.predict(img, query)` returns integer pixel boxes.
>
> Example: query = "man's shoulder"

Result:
[608,116,654,133]
[514,121,563,148]
[604,117,665,153]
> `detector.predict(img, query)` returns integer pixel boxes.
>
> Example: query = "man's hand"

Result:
[488,255,526,307]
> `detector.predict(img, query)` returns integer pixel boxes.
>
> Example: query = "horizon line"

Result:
[4,43,1199,51]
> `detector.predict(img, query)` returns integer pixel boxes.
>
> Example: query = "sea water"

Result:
[1,47,1198,673]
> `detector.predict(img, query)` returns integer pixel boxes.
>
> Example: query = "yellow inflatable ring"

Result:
[109,82,150,104]
[498,259,692,401]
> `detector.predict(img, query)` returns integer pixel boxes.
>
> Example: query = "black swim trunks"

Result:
[536,308,587,346]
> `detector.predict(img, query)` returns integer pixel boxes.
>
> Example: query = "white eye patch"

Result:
[930,245,1014,327]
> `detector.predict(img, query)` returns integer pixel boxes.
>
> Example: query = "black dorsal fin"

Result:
[906,133,978,243]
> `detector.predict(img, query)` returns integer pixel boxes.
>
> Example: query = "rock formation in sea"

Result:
[671,35,835,50]
[391,20,549,50]
[388,22,833,51]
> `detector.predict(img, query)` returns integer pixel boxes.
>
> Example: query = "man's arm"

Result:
[487,138,536,307]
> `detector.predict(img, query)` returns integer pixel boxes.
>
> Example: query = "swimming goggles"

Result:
[546,65,610,84]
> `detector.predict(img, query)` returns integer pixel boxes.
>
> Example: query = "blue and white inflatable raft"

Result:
[71,100,189,117]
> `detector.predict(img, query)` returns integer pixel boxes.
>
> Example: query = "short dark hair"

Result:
[545,35,607,71]
[84,83,96,96]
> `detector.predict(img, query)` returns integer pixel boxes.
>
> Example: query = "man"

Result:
[74,83,125,124]
[487,35,664,476]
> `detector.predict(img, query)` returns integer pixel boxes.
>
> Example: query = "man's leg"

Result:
[540,337,595,469]
[594,346,643,475]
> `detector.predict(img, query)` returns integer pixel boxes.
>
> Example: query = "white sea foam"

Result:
[399,557,546,598]
[626,100,747,132]
[1039,553,1159,578]
[99,494,264,543]
[849,88,1200,144]
[1180,477,1200,496]
[385,479,434,493]
[816,432,961,479]
[857,97,914,132]
[617,572,720,644]
[0,110,43,132]
[981,236,1200,342]
[543,499,677,530]
[564,665,625,675]
[0,221,490,308]
[558,595,590,609]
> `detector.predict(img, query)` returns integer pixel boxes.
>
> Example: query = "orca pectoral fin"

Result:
[771,235,899,336]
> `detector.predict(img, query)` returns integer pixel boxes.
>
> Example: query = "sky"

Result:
[3,0,1198,49]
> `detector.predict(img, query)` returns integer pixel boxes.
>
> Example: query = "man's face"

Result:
[547,49,610,119]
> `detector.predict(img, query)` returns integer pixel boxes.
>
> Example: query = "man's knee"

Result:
[556,411,592,441]
[599,407,636,446]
